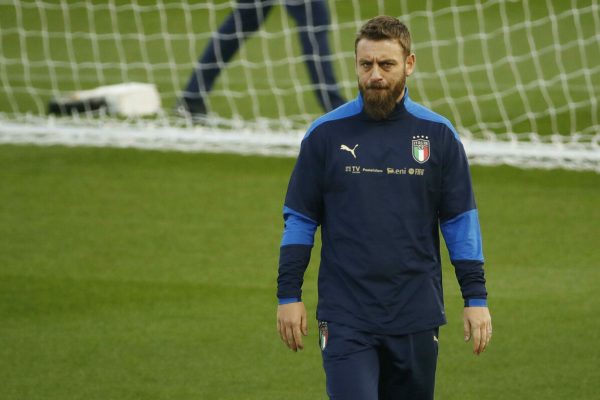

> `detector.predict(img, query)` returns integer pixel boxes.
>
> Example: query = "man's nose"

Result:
[370,65,383,81]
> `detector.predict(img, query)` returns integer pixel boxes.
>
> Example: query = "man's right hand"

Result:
[277,302,308,352]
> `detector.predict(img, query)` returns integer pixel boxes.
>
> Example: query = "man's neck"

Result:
[396,87,406,104]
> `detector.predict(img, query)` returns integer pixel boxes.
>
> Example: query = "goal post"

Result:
[0,0,598,171]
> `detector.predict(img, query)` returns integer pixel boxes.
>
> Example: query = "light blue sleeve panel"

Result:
[304,94,363,139]
[281,206,318,247]
[278,297,301,304]
[440,209,484,262]
[404,92,461,141]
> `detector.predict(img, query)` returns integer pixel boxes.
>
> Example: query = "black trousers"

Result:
[320,321,439,400]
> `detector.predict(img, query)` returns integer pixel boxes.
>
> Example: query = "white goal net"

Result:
[0,0,599,171]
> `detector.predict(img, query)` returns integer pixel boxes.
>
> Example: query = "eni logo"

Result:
[340,144,358,159]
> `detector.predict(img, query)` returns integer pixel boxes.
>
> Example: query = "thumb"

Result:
[463,317,471,342]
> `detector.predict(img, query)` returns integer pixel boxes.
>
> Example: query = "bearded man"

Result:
[276,16,492,400]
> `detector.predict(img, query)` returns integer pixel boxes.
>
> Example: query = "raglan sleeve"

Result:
[277,131,324,304]
[439,126,488,307]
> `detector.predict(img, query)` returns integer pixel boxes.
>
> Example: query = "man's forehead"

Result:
[356,38,404,60]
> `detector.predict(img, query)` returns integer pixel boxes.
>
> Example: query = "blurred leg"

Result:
[285,0,345,112]
[182,0,274,113]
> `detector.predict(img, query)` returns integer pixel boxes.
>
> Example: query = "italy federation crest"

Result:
[412,135,430,163]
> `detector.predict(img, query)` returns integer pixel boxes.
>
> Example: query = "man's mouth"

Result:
[367,84,388,90]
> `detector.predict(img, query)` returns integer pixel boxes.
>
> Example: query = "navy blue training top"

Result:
[278,89,487,335]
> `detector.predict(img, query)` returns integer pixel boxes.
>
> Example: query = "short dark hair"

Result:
[355,16,412,57]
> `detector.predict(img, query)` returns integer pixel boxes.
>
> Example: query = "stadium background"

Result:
[1,0,599,399]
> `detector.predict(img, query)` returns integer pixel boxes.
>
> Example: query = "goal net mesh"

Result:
[1,0,599,171]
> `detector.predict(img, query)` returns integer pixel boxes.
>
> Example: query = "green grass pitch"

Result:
[1,0,599,398]
[1,144,599,399]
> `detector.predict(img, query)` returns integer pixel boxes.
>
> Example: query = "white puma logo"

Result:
[340,144,359,159]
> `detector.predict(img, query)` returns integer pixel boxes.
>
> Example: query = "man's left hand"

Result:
[463,307,492,355]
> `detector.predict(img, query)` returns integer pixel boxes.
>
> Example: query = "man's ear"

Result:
[405,53,416,76]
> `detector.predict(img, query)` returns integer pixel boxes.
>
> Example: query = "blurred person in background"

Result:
[177,0,345,119]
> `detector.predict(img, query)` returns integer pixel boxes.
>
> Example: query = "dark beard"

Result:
[359,78,405,121]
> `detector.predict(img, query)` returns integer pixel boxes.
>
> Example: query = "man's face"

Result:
[356,38,415,120]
